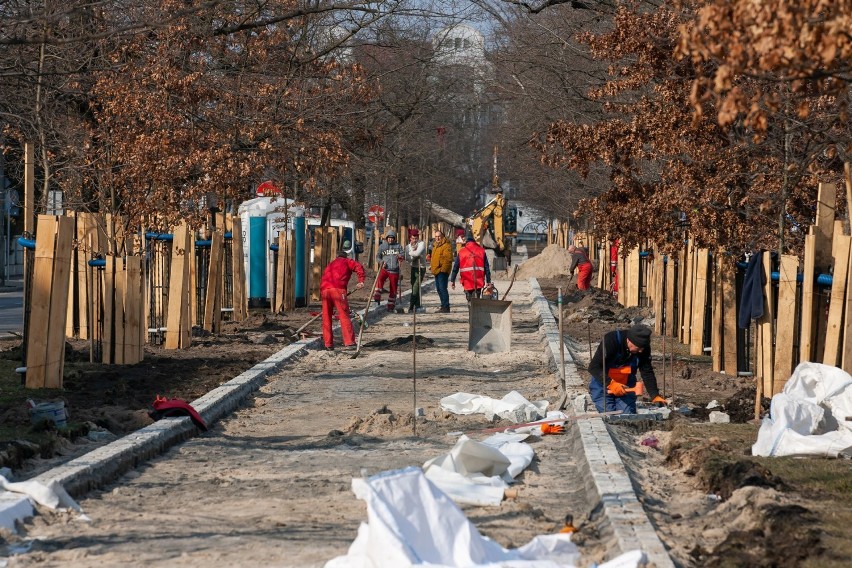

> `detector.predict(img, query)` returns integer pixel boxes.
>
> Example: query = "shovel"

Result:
[351,262,385,359]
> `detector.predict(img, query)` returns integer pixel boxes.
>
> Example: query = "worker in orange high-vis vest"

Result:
[319,243,365,351]
[450,235,491,302]
[567,244,593,290]
[587,324,666,413]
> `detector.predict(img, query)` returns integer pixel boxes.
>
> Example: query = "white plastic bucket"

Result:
[29,401,68,428]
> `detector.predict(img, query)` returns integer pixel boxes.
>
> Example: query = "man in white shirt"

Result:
[405,228,427,313]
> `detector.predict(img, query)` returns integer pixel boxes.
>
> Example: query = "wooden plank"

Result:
[43,216,73,387]
[311,227,324,302]
[204,231,224,332]
[814,182,837,271]
[626,247,640,307]
[690,249,709,356]
[25,216,58,388]
[773,255,799,393]
[231,218,247,321]
[759,253,774,394]
[665,253,676,337]
[721,257,738,376]
[681,240,695,345]
[124,256,142,364]
[165,223,190,349]
[711,253,723,372]
[275,232,287,313]
[65,212,77,338]
[842,236,852,372]
[113,256,127,365]
[799,232,818,362]
[823,234,850,366]
[103,256,115,363]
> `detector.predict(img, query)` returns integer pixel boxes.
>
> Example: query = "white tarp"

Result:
[440,391,548,423]
[753,362,852,457]
[0,475,80,512]
[422,434,535,506]
[325,467,645,568]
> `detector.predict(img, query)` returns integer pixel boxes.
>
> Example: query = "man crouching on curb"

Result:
[587,324,666,414]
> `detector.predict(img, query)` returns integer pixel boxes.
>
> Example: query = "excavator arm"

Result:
[468,193,507,252]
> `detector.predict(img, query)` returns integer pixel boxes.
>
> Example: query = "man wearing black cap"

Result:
[587,324,666,414]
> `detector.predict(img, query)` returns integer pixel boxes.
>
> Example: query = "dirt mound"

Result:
[562,288,653,326]
[363,335,435,350]
[516,244,574,279]
[342,405,415,435]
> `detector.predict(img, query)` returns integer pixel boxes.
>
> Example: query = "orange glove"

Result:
[651,395,667,407]
[540,423,565,435]
[607,382,627,397]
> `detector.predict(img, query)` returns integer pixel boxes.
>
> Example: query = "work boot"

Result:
[408,307,414,313]
[341,344,357,352]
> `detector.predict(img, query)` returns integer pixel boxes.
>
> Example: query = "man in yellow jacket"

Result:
[430,230,454,313]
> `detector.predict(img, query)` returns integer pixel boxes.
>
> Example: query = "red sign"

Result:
[367,205,385,223]
[256,180,282,197]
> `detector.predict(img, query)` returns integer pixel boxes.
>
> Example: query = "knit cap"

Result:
[625,324,652,350]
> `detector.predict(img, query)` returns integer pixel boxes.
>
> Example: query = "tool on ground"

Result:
[465,410,623,435]
[500,264,519,301]
[351,261,385,359]
[289,290,356,339]
[559,514,576,534]
[412,287,418,436]
[540,423,564,435]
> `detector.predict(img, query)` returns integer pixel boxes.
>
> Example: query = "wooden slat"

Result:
[626,247,640,307]
[113,256,127,365]
[26,216,56,388]
[842,235,852,371]
[690,248,709,356]
[721,257,738,376]
[165,223,190,349]
[204,231,224,332]
[759,253,774,394]
[103,256,115,364]
[231,218,247,321]
[823,234,850,365]
[311,227,324,302]
[681,240,695,345]
[42,217,74,388]
[665,254,676,337]
[711,253,723,372]
[124,256,143,364]
[814,182,837,271]
[799,232,818,362]
[773,255,799,393]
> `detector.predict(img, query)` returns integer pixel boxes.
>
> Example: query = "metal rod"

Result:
[558,287,565,393]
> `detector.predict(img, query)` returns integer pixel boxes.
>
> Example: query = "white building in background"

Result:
[433,24,486,65]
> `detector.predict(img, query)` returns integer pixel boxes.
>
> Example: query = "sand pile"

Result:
[516,244,574,279]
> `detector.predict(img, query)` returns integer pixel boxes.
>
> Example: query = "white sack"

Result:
[440,391,548,423]
[753,362,852,457]
[0,475,81,512]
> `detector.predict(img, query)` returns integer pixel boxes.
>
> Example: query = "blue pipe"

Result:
[270,244,279,252]
[88,258,106,267]
[224,231,232,239]
[294,216,306,307]
[195,240,211,248]
[18,237,35,250]
[145,232,174,241]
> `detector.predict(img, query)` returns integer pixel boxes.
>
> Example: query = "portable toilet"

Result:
[237,196,292,307]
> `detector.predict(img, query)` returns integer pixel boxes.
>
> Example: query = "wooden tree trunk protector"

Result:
[26,215,73,389]
[721,258,738,376]
[814,182,836,272]
[842,235,852,372]
[124,255,143,364]
[824,232,850,366]
[711,253,723,373]
[690,249,710,357]
[681,241,695,346]
[626,247,640,307]
[677,248,688,343]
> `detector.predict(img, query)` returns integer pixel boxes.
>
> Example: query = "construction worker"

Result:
[567,244,593,291]
[375,230,404,311]
[454,228,466,256]
[320,241,365,351]
[405,228,427,313]
[430,230,454,313]
[451,235,491,302]
[587,324,666,413]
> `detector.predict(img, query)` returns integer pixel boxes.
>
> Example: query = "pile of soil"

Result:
[516,244,575,279]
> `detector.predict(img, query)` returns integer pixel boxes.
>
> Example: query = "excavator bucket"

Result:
[468,299,512,354]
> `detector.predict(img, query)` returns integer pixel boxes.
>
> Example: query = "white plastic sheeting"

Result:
[423,434,535,506]
[440,391,548,423]
[325,467,646,568]
[753,362,852,457]
[0,475,80,511]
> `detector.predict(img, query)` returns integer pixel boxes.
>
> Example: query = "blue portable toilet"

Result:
[238,196,292,307]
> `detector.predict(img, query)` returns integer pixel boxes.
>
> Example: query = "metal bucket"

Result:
[29,401,68,428]
[468,299,512,354]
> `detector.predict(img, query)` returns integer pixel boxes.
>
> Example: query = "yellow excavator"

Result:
[427,147,516,258]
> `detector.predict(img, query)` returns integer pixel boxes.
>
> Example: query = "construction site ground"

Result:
[0,263,849,566]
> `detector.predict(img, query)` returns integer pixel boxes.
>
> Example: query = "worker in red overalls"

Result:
[320,242,365,351]
[567,244,593,291]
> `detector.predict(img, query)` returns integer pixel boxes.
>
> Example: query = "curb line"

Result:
[529,278,673,567]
